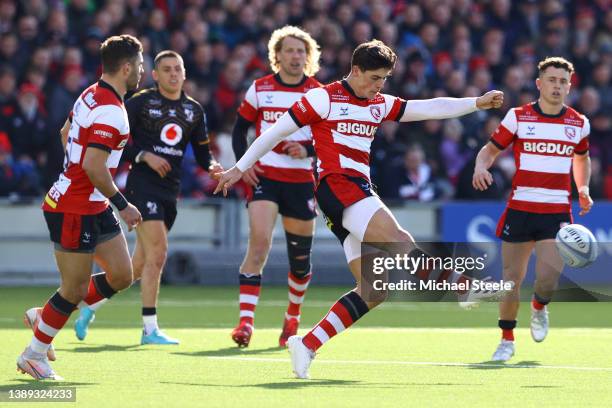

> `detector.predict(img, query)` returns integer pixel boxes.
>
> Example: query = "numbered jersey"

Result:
[491,102,590,213]
[43,80,130,215]
[237,74,321,183]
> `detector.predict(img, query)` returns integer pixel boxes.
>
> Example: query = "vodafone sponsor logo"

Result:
[337,122,377,137]
[523,141,574,156]
[160,123,182,146]
[262,110,284,122]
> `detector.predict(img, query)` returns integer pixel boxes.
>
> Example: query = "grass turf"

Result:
[1,286,611,407]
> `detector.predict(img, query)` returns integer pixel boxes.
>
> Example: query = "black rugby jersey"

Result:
[123,87,212,198]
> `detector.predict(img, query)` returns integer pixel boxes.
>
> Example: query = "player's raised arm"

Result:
[400,90,504,122]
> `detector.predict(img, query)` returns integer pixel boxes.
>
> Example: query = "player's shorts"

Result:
[316,174,384,244]
[125,189,177,231]
[496,207,572,242]
[247,175,317,221]
[43,207,121,253]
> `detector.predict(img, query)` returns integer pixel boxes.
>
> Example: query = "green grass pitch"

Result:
[1,286,611,407]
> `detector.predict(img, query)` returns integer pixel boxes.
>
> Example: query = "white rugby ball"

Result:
[555,224,598,268]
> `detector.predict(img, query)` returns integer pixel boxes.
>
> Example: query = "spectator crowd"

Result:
[0,0,610,202]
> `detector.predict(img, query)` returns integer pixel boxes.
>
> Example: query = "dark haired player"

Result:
[216,40,506,378]
[473,57,593,361]
[18,35,144,380]
[73,50,221,345]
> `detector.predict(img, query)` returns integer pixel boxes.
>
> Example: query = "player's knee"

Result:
[145,250,168,272]
[108,267,133,291]
[286,232,313,277]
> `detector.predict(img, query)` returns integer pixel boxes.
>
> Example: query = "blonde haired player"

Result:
[473,57,593,361]
[230,26,322,347]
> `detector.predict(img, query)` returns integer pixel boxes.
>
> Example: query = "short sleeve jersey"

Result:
[43,80,130,214]
[237,74,321,183]
[490,102,590,213]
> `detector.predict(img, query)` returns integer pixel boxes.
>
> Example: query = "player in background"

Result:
[215,39,506,378]
[230,26,321,348]
[73,50,222,345]
[472,57,593,362]
[17,35,144,380]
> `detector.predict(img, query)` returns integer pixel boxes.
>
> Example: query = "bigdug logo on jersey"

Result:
[337,122,377,137]
[262,111,284,122]
[523,141,575,156]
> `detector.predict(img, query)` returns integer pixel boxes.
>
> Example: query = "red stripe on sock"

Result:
[532,298,545,310]
[34,301,72,344]
[288,272,312,285]
[502,329,514,341]
[286,302,300,317]
[83,277,105,305]
[289,286,306,297]
[239,303,257,311]
[240,285,261,296]
[302,332,321,351]
[318,318,338,338]
[331,302,353,327]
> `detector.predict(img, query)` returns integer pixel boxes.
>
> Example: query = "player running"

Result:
[18,35,144,380]
[73,50,221,345]
[230,26,321,348]
[215,40,507,378]
[472,57,593,362]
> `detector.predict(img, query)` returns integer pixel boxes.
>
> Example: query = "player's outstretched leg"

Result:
[280,230,314,347]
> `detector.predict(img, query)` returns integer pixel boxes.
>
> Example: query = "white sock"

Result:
[143,314,158,335]
[28,337,49,355]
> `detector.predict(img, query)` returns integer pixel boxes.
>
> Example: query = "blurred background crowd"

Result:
[0,0,609,202]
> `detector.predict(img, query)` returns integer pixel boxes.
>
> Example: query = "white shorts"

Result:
[341,196,385,262]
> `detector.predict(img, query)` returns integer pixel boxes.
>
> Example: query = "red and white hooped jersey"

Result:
[43,80,130,215]
[237,74,321,183]
[491,102,590,214]
[288,80,406,182]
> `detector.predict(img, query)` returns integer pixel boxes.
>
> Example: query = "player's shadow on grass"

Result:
[468,360,542,370]
[0,380,96,390]
[57,343,143,354]
[171,345,282,358]
[161,380,480,390]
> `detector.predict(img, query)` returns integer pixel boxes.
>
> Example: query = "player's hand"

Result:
[476,90,504,110]
[578,187,593,216]
[241,164,263,187]
[214,166,243,197]
[142,152,171,178]
[208,161,224,181]
[284,142,307,159]
[119,203,142,231]
[472,166,493,191]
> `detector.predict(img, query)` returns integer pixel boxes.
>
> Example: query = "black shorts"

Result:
[125,189,177,231]
[315,174,377,244]
[247,176,317,221]
[44,207,121,253]
[496,208,572,242]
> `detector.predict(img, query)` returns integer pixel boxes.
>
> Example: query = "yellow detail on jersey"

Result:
[44,194,57,209]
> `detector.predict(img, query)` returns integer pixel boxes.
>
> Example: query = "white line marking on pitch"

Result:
[205,356,612,372]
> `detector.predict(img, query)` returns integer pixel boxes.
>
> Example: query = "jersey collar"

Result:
[98,79,123,102]
[532,101,567,118]
[274,73,308,88]
[341,79,367,101]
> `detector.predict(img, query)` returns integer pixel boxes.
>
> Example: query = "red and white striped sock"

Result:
[30,292,76,354]
[239,273,261,327]
[286,271,312,321]
[78,272,117,311]
[302,291,369,352]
